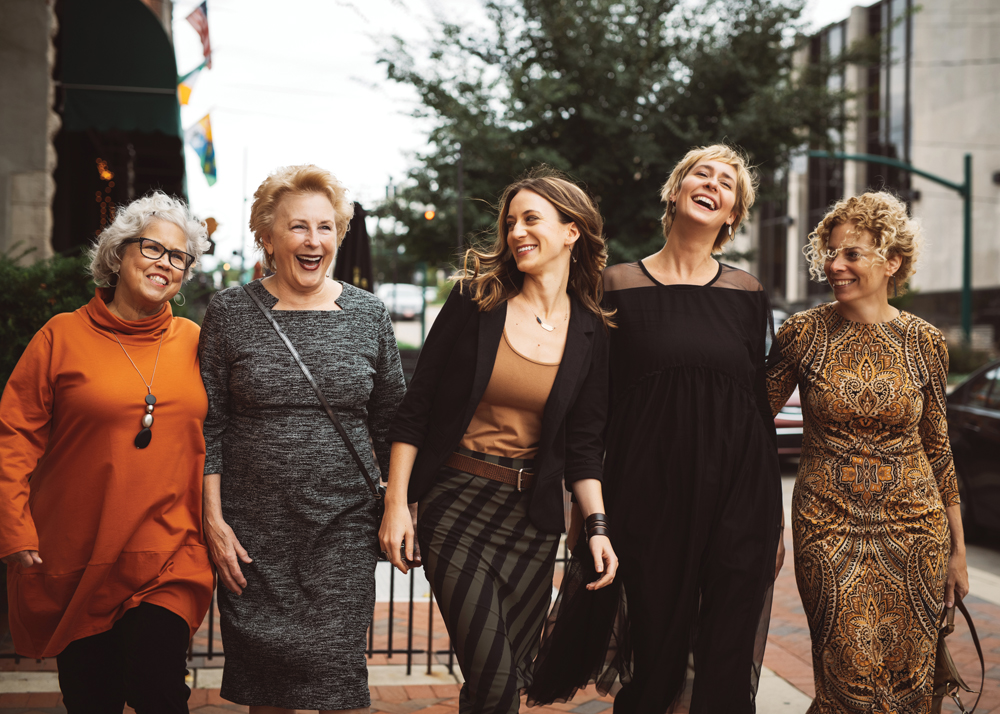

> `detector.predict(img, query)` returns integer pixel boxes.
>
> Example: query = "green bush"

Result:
[1,248,95,390]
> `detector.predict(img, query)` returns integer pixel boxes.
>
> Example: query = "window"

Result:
[967,369,998,409]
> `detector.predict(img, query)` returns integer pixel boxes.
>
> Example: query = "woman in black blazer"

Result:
[380,169,618,714]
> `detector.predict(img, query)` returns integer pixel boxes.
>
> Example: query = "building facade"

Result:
[763,0,1000,348]
[0,0,185,263]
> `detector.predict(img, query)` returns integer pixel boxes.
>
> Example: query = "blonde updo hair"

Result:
[249,164,354,273]
[88,191,209,286]
[804,191,921,297]
[660,144,758,252]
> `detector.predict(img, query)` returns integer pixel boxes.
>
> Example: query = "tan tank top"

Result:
[459,330,560,459]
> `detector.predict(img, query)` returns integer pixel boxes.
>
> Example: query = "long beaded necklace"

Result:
[110,329,165,449]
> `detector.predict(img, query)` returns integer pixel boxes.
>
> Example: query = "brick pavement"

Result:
[2,528,999,713]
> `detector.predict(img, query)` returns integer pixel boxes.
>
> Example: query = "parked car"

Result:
[775,387,803,458]
[376,283,424,320]
[947,358,1000,537]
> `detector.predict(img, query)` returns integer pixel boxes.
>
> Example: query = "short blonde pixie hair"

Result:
[249,165,354,272]
[804,191,921,297]
[89,191,209,286]
[660,144,758,252]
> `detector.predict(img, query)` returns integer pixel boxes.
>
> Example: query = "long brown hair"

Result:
[457,167,615,329]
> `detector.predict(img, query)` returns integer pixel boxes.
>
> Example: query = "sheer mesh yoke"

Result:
[603,261,766,293]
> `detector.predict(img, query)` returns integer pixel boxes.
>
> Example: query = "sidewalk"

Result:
[3,489,1000,713]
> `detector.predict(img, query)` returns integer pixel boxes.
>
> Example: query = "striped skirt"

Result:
[418,455,561,714]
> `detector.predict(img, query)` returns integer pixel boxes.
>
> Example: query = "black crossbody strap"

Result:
[242,284,383,500]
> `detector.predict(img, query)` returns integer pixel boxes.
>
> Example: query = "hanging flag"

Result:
[186,2,212,69]
[176,61,207,105]
[186,114,217,186]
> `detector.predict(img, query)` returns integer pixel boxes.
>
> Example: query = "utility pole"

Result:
[808,150,974,344]
[457,144,464,252]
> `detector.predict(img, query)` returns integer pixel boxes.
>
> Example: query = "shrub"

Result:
[0,248,95,390]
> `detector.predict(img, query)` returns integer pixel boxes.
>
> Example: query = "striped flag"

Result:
[186,114,217,186]
[186,2,212,69]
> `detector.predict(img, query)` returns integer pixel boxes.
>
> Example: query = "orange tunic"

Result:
[0,289,214,658]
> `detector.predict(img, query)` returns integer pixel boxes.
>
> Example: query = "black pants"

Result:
[56,602,191,714]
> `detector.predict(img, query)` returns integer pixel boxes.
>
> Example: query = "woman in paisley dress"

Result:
[767,191,969,713]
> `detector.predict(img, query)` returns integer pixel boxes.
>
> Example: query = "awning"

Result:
[58,0,180,137]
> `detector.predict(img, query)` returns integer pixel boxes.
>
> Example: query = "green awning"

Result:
[59,0,181,137]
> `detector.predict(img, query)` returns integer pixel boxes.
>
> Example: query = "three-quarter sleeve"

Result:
[918,326,959,507]
[0,330,53,558]
[367,306,406,475]
[198,292,230,475]
[766,313,807,417]
[564,324,609,485]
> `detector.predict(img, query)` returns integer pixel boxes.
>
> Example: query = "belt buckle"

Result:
[517,467,524,492]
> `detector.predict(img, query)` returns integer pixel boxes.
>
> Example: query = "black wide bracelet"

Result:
[585,512,611,538]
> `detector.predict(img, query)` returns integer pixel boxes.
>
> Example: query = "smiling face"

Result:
[824,222,902,305]
[670,160,738,234]
[505,189,580,277]
[115,220,187,314]
[262,192,338,294]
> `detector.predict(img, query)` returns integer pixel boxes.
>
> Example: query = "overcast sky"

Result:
[170,0,867,269]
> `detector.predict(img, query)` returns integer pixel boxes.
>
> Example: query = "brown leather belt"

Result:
[444,452,535,491]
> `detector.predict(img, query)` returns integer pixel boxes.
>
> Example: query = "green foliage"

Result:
[0,248,95,389]
[948,343,993,377]
[376,0,855,272]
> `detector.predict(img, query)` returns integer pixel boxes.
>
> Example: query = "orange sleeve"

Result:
[0,329,55,559]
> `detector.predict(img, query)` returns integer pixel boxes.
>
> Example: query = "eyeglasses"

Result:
[124,237,196,271]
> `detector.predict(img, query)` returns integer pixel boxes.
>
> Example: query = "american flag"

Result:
[186,2,212,69]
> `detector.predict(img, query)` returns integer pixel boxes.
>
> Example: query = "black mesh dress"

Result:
[528,261,783,713]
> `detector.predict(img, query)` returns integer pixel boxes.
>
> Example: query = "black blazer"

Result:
[388,285,609,534]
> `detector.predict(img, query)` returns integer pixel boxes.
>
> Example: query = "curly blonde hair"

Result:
[804,191,921,297]
[456,166,615,329]
[660,144,758,252]
[249,165,354,273]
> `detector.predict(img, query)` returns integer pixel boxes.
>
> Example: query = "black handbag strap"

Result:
[242,284,383,500]
[956,598,985,713]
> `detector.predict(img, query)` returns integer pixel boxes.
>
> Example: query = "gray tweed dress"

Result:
[199,279,405,709]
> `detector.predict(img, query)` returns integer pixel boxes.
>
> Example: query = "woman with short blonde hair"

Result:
[200,164,405,713]
[768,191,966,712]
[528,145,784,713]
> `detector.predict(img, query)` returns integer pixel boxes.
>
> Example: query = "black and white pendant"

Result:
[134,393,156,449]
[535,316,555,332]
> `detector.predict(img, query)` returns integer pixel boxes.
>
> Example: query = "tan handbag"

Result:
[931,599,984,714]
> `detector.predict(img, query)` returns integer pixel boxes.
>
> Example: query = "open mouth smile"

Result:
[296,255,323,270]
[146,274,168,286]
[832,278,857,287]
[516,245,537,255]
[692,195,718,211]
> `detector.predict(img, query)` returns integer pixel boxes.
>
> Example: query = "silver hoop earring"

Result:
[108,272,120,287]
[173,292,187,307]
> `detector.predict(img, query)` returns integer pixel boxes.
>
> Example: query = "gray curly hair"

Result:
[88,192,211,286]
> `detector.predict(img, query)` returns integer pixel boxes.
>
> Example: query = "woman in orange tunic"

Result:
[0,192,215,713]
[767,192,969,713]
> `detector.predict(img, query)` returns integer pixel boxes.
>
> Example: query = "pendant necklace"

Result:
[110,328,165,449]
[533,306,569,332]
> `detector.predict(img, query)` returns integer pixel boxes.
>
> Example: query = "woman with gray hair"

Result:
[0,191,215,712]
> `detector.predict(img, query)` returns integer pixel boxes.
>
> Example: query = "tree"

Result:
[377,0,852,271]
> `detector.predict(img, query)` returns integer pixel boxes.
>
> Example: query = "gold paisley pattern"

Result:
[767,304,958,714]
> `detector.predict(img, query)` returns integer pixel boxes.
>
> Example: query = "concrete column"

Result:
[842,5,869,197]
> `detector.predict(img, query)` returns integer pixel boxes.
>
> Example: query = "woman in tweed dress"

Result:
[199,165,405,712]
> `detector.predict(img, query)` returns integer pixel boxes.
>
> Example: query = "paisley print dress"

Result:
[767,303,958,714]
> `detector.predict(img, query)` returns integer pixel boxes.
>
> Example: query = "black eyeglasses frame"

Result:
[123,237,196,271]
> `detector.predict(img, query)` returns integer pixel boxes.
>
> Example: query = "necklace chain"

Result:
[110,329,165,394]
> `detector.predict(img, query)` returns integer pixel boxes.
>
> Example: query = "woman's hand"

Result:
[946,549,969,608]
[380,498,417,574]
[585,535,618,591]
[1,550,42,568]
[204,513,252,595]
[774,531,786,580]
